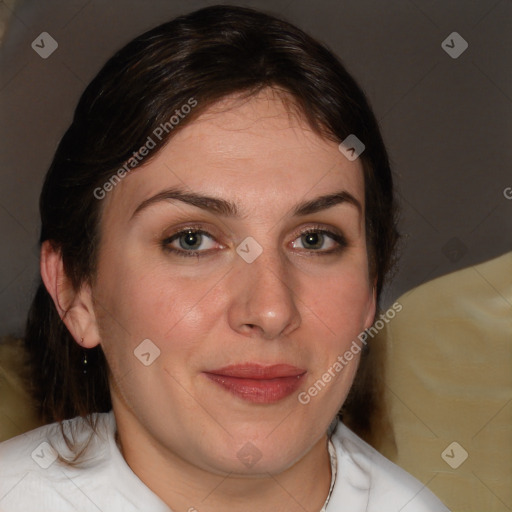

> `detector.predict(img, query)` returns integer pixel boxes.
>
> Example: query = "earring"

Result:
[81,337,88,375]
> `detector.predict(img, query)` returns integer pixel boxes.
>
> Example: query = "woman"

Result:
[0,5,449,511]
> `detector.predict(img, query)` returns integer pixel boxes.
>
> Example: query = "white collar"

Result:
[320,436,338,511]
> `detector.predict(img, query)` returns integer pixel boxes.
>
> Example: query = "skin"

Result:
[42,88,376,511]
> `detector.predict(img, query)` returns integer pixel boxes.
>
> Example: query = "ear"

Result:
[40,241,101,349]
[363,277,378,330]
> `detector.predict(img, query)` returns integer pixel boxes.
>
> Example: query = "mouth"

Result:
[203,363,307,404]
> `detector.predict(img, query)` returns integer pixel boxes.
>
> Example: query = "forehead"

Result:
[102,90,365,223]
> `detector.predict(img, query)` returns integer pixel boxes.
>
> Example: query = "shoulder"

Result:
[0,411,170,512]
[0,412,114,511]
[328,423,450,512]
[0,412,112,473]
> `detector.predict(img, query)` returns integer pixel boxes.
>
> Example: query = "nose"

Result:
[227,250,301,340]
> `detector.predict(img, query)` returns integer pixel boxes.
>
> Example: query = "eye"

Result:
[290,228,346,253]
[162,228,220,257]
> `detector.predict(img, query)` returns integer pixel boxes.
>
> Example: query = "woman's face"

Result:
[91,89,376,475]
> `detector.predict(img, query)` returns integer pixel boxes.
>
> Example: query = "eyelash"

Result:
[161,224,347,258]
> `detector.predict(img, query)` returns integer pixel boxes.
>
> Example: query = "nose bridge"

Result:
[228,243,301,339]
[251,249,290,299]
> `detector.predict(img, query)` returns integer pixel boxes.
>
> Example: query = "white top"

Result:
[0,411,449,511]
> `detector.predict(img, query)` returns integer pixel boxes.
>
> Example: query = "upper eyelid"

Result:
[165,224,343,237]
[291,224,346,242]
[163,224,221,241]
[165,228,214,240]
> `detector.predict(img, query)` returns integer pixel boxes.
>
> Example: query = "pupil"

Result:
[303,232,323,249]
[180,231,201,250]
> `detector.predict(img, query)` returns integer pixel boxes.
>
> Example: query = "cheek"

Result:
[93,253,225,358]
[295,264,372,413]
[302,263,373,339]
[92,258,223,413]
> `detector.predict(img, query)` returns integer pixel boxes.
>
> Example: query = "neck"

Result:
[114,410,332,512]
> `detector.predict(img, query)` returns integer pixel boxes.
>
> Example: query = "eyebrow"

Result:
[131,187,361,220]
[292,191,361,216]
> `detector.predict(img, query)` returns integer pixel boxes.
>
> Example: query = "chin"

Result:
[198,427,314,477]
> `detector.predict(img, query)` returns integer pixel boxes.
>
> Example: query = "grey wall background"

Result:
[1,0,511,337]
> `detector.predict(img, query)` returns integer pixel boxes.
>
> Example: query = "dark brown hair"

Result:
[25,4,398,448]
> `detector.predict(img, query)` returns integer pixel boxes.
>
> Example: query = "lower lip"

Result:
[204,373,306,403]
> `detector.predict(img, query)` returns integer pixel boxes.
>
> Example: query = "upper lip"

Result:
[205,363,307,379]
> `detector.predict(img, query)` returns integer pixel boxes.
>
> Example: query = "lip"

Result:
[203,364,307,404]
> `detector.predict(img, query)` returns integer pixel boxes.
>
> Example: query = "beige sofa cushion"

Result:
[381,252,512,511]
[0,337,41,442]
